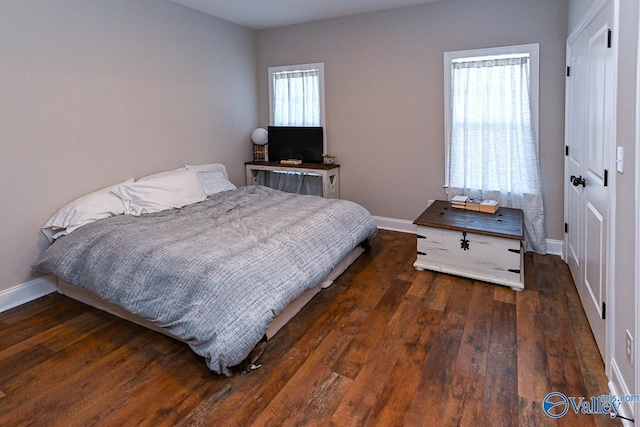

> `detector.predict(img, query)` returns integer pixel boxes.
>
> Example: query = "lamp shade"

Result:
[251,128,268,145]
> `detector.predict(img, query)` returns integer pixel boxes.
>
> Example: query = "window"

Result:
[443,44,546,254]
[268,63,325,127]
[444,44,539,194]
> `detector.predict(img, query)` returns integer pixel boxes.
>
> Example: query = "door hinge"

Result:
[602,302,606,320]
[565,145,569,156]
[607,29,612,48]
[604,169,608,187]
[566,66,571,77]
[565,223,568,233]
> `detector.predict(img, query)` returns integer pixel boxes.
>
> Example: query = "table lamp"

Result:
[251,128,268,161]
[251,128,268,145]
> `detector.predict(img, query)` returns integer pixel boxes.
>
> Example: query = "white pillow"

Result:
[138,167,187,181]
[111,169,206,216]
[195,170,237,196]
[41,178,134,243]
[185,163,229,179]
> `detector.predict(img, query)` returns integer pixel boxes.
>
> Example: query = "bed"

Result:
[33,170,377,376]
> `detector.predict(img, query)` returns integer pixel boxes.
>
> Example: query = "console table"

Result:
[245,161,340,199]
[413,200,524,291]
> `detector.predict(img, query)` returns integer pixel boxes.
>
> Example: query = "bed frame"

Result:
[57,244,367,342]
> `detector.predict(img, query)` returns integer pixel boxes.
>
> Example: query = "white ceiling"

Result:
[168,0,449,30]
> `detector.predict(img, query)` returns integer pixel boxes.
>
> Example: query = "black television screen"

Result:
[268,126,324,163]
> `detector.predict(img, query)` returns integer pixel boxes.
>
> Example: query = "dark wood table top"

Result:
[413,200,524,240]
[245,161,339,170]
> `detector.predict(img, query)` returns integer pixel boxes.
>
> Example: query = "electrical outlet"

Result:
[625,330,633,366]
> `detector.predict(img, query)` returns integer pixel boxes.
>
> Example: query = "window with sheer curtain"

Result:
[444,44,546,253]
[269,63,324,127]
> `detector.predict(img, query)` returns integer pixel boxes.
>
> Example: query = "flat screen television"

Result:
[267,126,324,164]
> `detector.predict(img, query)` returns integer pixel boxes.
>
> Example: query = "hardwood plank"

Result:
[333,294,426,423]
[404,278,474,425]
[456,281,494,376]
[0,293,68,326]
[516,289,551,402]
[441,367,487,426]
[332,278,411,379]
[423,272,452,312]
[1,327,159,425]
[0,231,619,426]
[0,313,120,394]
[90,348,216,426]
[0,310,115,364]
[406,269,435,298]
[362,306,444,426]
[251,329,353,426]
[539,290,586,396]
[519,395,552,427]
[494,285,516,304]
[523,251,539,292]
[0,294,89,351]
[483,300,518,426]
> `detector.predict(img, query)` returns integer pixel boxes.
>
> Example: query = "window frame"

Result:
[443,43,539,189]
[268,62,326,127]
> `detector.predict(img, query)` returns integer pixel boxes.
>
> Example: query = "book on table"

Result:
[280,159,302,165]
[465,198,481,211]
[450,195,469,209]
[479,199,500,213]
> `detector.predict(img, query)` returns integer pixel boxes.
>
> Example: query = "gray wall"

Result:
[0,0,257,293]
[612,0,639,397]
[256,0,568,245]
[568,0,599,32]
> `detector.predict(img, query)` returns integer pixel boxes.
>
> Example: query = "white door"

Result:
[565,31,586,289]
[565,1,614,359]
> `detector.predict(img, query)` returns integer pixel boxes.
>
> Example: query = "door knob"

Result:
[570,175,586,187]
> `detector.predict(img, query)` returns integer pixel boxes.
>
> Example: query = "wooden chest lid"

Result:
[413,200,524,241]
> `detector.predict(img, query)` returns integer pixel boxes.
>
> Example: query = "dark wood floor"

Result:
[0,230,619,426]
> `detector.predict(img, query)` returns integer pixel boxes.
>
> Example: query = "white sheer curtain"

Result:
[253,171,322,197]
[447,56,546,253]
[273,69,321,126]
[268,171,322,196]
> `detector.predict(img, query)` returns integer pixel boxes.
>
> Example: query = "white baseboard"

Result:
[375,216,565,257]
[373,216,416,234]
[545,239,564,257]
[609,359,634,425]
[0,275,57,313]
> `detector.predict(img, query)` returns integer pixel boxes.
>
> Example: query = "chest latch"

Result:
[460,231,470,251]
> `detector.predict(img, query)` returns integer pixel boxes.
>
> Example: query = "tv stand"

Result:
[245,161,340,199]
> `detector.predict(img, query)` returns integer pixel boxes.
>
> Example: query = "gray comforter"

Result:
[33,185,377,375]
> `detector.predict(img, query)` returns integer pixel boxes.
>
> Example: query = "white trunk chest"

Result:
[413,201,524,291]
